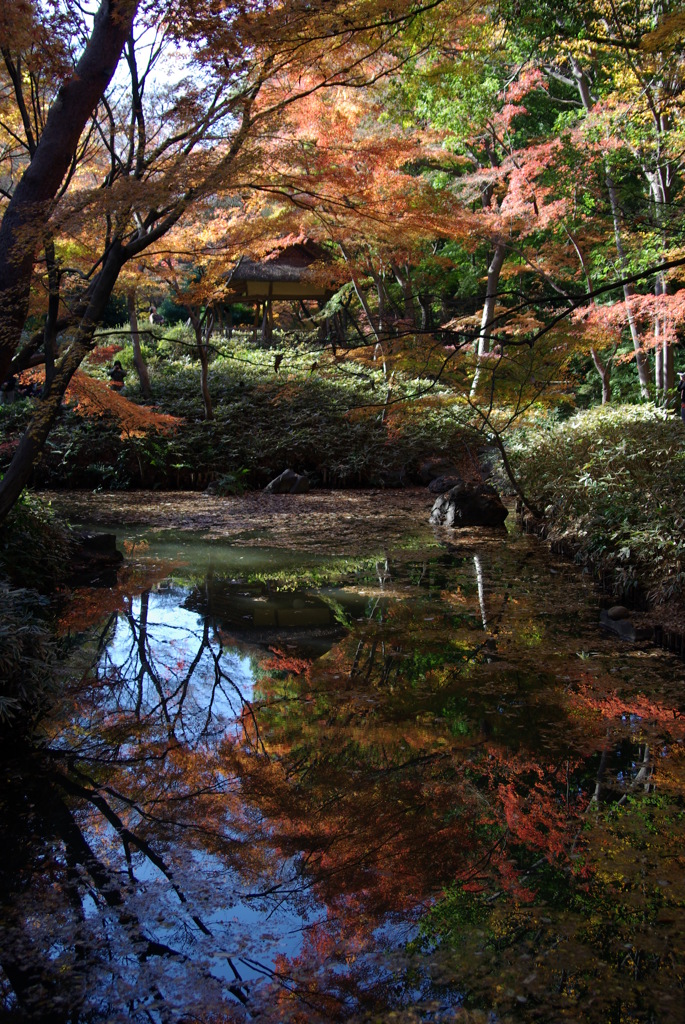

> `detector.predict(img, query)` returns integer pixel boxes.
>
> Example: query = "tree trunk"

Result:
[570,57,651,399]
[392,263,418,328]
[565,227,615,402]
[340,244,379,341]
[198,348,212,421]
[367,263,389,334]
[605,175,651,398]
[418,292,432,331]
[654,273,664,396]
[591,347,612,404]
[470,240,506,397]
[0,245,126,522]
[42,238,60,395]
[127,288,152,398]
[190,314,213,421]
[0,0,137,383]
[260,299,273,347]
[663,328,674,401]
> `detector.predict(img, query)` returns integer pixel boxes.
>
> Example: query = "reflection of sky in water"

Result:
[93,585,328,989]
[40,530,685,1023]
[99,588,257,742]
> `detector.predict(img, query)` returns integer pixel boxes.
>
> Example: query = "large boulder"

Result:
[427,474,462,494]
[418,458,464,485]
[264,469,310,495]
[430,481,508,528]
[600,609,652,642]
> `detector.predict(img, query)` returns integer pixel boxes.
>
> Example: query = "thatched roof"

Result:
[224,237,331,301]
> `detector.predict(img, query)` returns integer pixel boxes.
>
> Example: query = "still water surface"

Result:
[3,517,684,1023]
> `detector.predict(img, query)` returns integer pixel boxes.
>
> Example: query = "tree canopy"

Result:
[1,0,685,518]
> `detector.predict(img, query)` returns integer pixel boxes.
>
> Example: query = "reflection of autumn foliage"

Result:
[569,674,685,735]
[19,367,181,438]
[7,535,685,1022]
[57,563,177,634]
[262,647,313,676]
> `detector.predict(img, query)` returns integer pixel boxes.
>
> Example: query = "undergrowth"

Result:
[3,340,478,490]
[511,404,685,604]
[0,493,69,727]
[0,491,73,591]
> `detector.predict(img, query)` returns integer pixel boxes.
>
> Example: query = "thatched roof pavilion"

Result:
[223,237,331,303]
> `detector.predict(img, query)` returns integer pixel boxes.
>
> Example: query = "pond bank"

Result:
[507,405,685,652]
[519,506,685,660]
[45,487,439,555]
[48,486,685,658]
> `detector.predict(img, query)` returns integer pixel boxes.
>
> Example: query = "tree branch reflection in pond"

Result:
[2,536,684,1022]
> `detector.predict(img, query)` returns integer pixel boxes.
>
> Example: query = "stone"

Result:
[427,474,462,494]
[264,469,310,495]
[418,458,463,485]
[600,610,652,642]
[607,605,631,620]
[77,531,123,559]
[69,531,123,586]
[429,481,508,528]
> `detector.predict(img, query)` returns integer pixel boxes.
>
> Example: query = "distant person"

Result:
[678,372,685,425]
[149,305,166,326]
[108,360,125,391]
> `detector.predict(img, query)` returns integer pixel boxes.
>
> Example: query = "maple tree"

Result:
[2,0,684,523]
[0,0,468,522]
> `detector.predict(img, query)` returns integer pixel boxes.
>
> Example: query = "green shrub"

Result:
[28,342,478,491]
[511,404,685,602]
[0,491,73,592]
[0,583,57,725]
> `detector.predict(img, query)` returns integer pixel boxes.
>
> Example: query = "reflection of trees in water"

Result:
[0,586,311,1021]
[1,551,684,1023]
[96,585,267,751]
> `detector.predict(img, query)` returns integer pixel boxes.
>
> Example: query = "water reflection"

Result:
[1,534,684,1022]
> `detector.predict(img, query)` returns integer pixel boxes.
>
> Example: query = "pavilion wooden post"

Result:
[260,283,274,346]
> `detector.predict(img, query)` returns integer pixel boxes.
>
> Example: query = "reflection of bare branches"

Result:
[97,588,261,753]
[53,771,253,1007]
[205,637,268,757]
[615,744,652,808]
[239,954,346,1016]
[1,774,193,1023]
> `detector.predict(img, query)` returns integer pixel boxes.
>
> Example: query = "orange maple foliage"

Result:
[18,367,181,438]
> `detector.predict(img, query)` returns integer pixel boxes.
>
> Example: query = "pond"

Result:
[2,493,684,1023]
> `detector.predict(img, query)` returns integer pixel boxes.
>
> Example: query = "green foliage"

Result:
[210,468,250,495]
[100,292,129,328]
[0,491,73,591]
[412,882,489,952]
[31,341,477,491]
[157,295,189,325]
[0,583,57,725]
[511,404,685,601]
[0,494,67,727]
[37,411,137,490]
